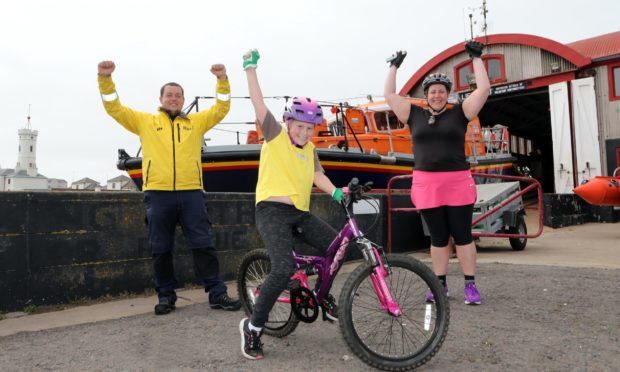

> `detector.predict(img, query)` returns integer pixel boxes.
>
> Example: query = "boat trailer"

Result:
[386,173,544,252]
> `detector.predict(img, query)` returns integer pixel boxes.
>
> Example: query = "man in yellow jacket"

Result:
[97,60,240,315]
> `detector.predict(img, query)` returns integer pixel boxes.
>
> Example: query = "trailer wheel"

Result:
[508,214,527,251]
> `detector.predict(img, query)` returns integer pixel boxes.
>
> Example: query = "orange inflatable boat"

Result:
[573,176,620,206]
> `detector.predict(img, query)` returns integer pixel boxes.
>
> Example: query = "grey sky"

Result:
[1,0,618,185]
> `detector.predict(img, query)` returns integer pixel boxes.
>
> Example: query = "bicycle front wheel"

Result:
[237,249,299,338]
[339,254,449,370]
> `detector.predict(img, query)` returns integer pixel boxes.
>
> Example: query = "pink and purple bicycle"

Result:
[237,178,449,370]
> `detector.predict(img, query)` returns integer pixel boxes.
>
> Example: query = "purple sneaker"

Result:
[425,285,449,303]
[464,282,481,305]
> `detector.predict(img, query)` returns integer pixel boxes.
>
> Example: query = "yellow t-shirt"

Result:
[255,113,319,211]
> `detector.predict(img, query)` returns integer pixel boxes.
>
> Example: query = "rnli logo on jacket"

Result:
[182,125,191,131]
[296,153,307,161]
[156,127,163,131]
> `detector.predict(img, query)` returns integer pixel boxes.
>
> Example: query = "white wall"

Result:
[6,176,49,191]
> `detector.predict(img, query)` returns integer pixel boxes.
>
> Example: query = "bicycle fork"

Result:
[360,241,402,317]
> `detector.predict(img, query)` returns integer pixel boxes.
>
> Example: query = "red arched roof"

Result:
[566,31,620,60]
[400,33,592,95]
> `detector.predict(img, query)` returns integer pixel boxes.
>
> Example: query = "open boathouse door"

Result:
[548,77,602,193]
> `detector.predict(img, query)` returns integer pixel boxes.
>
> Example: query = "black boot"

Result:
[154,298,176,315]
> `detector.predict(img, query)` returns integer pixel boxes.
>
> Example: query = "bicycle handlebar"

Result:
[343,178,373,206]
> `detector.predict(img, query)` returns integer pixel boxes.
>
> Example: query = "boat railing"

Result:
[467,125,511,164]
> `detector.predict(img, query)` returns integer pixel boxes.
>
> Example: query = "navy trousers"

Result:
[144,190,227,304]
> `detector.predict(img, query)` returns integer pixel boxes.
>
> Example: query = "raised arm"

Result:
[243,49,268,124]
[98,60,115,77]
[192,64,231,133]
[97,60,144,134]
[462,41,490,120]
[384,51,411,124]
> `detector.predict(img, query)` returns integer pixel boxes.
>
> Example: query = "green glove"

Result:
[332,188,344,202]
[243,49,260,70]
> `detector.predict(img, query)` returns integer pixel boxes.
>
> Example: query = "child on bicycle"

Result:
[239,49,343,360]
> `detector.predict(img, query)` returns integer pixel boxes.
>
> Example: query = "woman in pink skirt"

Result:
[384,41,490,305]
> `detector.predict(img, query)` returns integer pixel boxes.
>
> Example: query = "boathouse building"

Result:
[401,31,620,193]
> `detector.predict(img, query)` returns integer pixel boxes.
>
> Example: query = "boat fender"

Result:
[379,155,397,165]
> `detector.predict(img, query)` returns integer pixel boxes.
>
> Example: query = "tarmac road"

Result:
[1,218,618,371]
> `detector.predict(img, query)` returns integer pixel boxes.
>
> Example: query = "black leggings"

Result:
[251,201,337,328]
[419,204,474,247]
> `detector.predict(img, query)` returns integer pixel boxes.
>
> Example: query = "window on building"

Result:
[455,60,473,91]
[458,65,471,90]
[454,54,506,91]
[609,63,620,101]
[487,58,502,80]
[30,145,33,152]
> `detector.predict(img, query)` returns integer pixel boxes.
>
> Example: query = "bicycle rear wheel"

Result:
[237,249,299,337]
[339,254,449,370]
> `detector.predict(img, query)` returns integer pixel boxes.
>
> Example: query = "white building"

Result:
[106,175,138,191]
[71,177,101,190]
[0,119,67,191]
[48,178,69,189]
[400,31,620,193]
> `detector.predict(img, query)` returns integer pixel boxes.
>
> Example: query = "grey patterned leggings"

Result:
[251,201,338,328]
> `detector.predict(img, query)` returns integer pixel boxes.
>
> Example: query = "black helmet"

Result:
[422,73,452,94]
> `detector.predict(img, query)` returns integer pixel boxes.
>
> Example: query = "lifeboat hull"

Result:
[573,176,620,206]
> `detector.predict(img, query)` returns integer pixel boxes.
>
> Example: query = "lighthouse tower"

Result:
[15,113,39,177]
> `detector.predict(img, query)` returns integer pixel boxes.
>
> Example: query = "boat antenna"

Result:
[466,0,489,44]
[481,0,488,44]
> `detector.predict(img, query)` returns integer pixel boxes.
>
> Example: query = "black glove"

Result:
[386,50,407,68]
[465,41,484,59]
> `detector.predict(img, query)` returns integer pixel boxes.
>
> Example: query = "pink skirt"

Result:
[410,170,477,209]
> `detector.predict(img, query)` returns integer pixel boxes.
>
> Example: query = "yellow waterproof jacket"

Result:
[98,75,230,191]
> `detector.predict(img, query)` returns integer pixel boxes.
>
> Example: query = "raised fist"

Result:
[386,51,407,68]
[243,49,260,70]
[465,41,484,59]
[210,64,227,80]
[98,61,116,77]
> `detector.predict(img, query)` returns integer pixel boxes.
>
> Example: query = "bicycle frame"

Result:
[279,194,403,317]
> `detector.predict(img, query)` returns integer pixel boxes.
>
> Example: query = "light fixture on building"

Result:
[550,62,561,73]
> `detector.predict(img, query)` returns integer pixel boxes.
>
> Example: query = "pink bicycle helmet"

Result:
[282,97,324,125]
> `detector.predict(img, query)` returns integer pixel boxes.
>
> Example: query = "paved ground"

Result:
[1,213,618,371]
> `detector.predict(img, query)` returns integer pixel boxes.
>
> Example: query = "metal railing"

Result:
[386,172,543,252]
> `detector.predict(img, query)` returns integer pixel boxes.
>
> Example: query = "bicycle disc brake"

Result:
[290,287,319,323]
